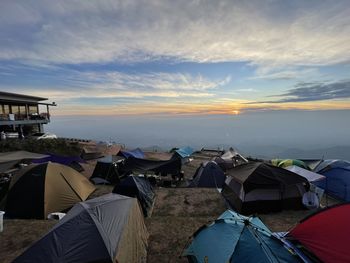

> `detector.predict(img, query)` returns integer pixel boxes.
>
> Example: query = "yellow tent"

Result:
[4,162,95,219]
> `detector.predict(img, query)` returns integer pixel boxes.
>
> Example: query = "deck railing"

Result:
[0,113,50,122]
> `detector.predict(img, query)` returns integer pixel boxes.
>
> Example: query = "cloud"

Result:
[251,67,320,80]
[0,68,228,101]
[0,0,350,68]
[259,80,350,103]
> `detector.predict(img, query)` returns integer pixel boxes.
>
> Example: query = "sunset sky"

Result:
[0,0,350,116]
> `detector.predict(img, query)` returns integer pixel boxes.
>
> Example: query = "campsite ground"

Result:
[0,150,341,262]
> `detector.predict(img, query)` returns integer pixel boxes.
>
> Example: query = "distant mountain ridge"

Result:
[275,146,350,161]
[245,145,350,161]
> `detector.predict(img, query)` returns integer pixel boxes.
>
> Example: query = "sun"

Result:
[232,110,240,115]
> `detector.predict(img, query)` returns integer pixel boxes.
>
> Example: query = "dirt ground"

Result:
[0,219,56,262]
[146,188,227,263]
[0,150,342,262]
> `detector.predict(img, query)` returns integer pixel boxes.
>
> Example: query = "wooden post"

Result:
[25,104,29,119]
[46,104,50,120]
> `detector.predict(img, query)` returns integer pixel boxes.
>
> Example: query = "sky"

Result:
[0,0,349,116]
[0,1,350,152]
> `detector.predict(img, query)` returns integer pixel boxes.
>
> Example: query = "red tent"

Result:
[289,203,350,263]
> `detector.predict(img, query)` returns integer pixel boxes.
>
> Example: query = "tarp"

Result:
[113,175,155,217]
[122,156,181,175]
[222,162,309,214]
[119,148,145,159]
[0,151,49,163]
[313,159,350,201]
[14,193,149,263]
[32,154,86,172]
[286,165,325,182]
[32,154,85,166]
[96,155,125,163]
[4,162,95,219]
[189,161,226,188]
[0,151,49,173]
[183,210,300,263]
[288,203,350,263]
[174,146,194,158]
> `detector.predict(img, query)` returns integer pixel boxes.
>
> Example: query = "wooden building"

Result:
[0,91,56,137]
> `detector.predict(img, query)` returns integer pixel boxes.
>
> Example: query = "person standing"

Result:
[1,131,6,141]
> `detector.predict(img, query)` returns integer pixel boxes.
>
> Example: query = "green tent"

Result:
[272,159,310,170]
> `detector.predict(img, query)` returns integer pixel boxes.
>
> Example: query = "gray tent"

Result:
[14,193,149,263]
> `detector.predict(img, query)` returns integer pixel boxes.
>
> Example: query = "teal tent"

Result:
[183,210,300,263]
[174,146,194,158]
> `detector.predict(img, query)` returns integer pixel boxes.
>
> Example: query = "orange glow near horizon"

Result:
[48,99,350,116]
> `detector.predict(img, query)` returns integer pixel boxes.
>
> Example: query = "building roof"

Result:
[0,91,48,103]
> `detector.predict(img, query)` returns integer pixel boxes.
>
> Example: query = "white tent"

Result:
[286,165,325,182]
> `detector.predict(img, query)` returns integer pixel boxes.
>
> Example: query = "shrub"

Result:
[0,138,82,156]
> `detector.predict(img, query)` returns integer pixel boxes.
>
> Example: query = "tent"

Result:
[0,151,49,173]
[189,161,226,188]
[119,148,145,159]
[174,146,194,158]
[222,162,309,215]
[221,148,248,163]
[4,162,95,219]
[288,203,350,263]
[214,148,248,171]
[90,155,124,184]
[122,156,181,176]
[32,154,85,172]
[301,159,323,170]
[183,210,300,263]
[285,165,325,183]
[313,159,350,201]
[173,146,194,163]
[271,159,310,170]
[113,175,155,217]
[81,144,105,160]
[13,193,149,263]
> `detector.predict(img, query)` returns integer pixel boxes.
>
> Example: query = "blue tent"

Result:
[189,161,226,188]
[174,146,194,158]
[314,160,350,201]
[119,148,145,159]
[183,210,300,263]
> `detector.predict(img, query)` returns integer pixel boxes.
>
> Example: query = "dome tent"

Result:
[183,210,300,263]
[314,159,350,201]
[4,162,95,219]
[288,203,350,263]
[113,175,155,217]
[189,161,226,188]
[14,193,148,263]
